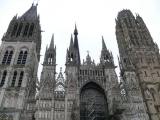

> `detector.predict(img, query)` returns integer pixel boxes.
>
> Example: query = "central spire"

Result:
[66,25,81,65]
[74,24,78,35]
[73,24,79,49]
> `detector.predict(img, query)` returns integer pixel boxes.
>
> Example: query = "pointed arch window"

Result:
[28,23,34,36]
[0,70,7,87]
[2,51,8,64]
[17,51,23,64]
[22,51,28,64]
[70,53,74,61]
[17,49,28,65]
[11,71,17,87]
[2,50,14,65]
[18,71,24,87]
[7,51,13,64]
[16,23,23,37]
[47,53,54,64]
[23,23,29,36]
[11,23,18,36]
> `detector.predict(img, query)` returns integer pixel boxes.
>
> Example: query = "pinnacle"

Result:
[49,34,54,49]
[69,34,74,49]
[102,36,107,50]
[73,25,79,49]
[86,51,91,61]
[74,24,78,35]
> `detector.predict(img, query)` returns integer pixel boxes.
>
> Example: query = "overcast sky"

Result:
[0,0,160,78]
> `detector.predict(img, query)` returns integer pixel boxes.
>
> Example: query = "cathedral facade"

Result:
[0,4,160,120]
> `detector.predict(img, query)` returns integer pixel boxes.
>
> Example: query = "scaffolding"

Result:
[80,94,107,120]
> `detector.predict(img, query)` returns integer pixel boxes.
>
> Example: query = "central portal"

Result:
[80,82,108,120]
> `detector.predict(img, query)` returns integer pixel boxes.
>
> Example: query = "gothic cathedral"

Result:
[0,4,160,120]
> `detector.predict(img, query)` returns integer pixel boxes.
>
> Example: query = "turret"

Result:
[66,25,81,66]
[83,52,95,65]
[65,25,81,120]
[100,36,114,67]
[36,34,57,120]
[43,34,56,66]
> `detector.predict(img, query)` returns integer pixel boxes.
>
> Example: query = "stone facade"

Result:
[0,4,160,120]
[0,4,41,120]
[115,10,160,120]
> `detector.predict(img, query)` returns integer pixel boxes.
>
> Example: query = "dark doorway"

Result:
[80,82,108,120]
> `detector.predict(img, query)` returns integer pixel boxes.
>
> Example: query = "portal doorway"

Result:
[80,82,108,120]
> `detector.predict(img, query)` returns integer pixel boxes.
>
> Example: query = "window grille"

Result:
[11,71,17,87]
[2,51,8,64]
[17,50,28,65]
[22,51,28,64]
[0,71,7,87]
[2,50,13,65]
[18,71,24,87]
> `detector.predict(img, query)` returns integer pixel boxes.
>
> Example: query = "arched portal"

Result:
[80,82,108,120]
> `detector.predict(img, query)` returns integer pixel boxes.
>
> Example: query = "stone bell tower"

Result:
[35,35,56,120]
[65,25,81,120]
[0,4,41,120]
[116,9,160,120]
